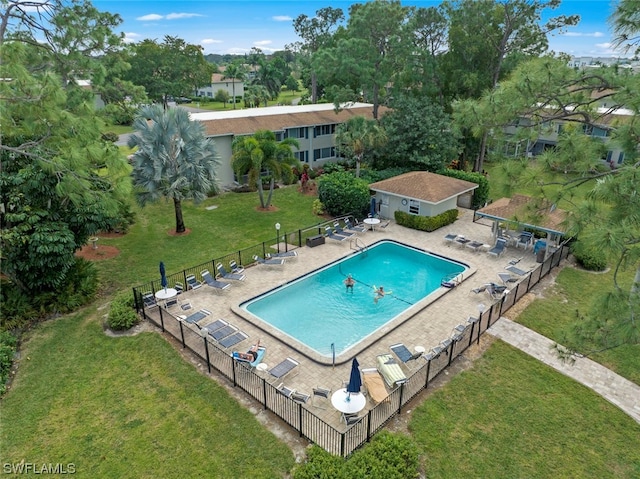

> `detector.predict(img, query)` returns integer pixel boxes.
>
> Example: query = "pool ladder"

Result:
[441,272,463,288]
[350,237,368,255]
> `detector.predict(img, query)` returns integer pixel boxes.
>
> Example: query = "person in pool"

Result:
[344,274,355,292]
[374,286,385,303]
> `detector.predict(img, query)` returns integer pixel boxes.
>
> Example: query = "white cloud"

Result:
[563,31,606,38]
[228,47,249,54]
[272,15,293,22]
[123,32,142,43]
[136,12,203,21]
[166,13,204,20]
[201,39,223,45]
[595,42,613,49]
[136,14,163,21]
[254,40,272,46]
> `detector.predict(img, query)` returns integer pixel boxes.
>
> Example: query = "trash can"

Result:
[536,248,546,263]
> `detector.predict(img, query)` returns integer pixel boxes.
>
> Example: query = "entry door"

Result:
[379,194,389,218]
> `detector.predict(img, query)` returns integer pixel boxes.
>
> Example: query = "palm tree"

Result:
[335,116,387,178]
[231,130,300,209]
[244,84,270,108]
[253,61,282,101]
[221,62,246,110]
[128,105,221,233]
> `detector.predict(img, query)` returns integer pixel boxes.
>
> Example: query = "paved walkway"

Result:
[488,317,640,424]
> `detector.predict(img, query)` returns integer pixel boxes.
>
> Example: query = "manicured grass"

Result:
[0,307,295,478]
[102,124,133,135]
[516,266,640,384]
[94,185,319,292]
[410,341,640,479]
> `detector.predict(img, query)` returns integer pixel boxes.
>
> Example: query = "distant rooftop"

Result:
[190,102,374,122]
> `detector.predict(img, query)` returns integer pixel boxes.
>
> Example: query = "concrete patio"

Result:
[147,208,541,427]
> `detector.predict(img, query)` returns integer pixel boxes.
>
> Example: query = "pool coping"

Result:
[230,239,476,366]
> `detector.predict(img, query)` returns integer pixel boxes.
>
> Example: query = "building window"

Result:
[409,199,419,215]
[288,127,308,139]
[606,151,613,163]
[294,151,309,163]
[313,146,335,161]
[618,152,625,164]
[313,124,336,137]
[275,131,284,141]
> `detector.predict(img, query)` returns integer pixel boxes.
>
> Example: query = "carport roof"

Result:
[476,194,568,235]
[369,171,478,205]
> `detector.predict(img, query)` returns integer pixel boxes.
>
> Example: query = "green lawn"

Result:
[0,308,294,478]
[515,266,640,384]
[95,186,319,293]
[410,341,640,479]
[3,176,639,477]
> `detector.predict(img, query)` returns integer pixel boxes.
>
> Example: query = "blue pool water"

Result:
[241,240,467,357]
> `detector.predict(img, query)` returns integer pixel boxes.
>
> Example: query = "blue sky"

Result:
[92,0,623,58]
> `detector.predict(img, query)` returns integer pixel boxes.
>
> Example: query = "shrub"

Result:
[394,209,458,232]
[0,331,17,395]
[571,241,607,271]
[293,432,420,479]
[438,168,489,209]
[317,172,370,218]
[101,131,119,143]
[107,291,139,331]
[0,281,38,331]
[312,199,325,216]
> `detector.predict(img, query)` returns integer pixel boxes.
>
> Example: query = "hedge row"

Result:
[394,209,458,232]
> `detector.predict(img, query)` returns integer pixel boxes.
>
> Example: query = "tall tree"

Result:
[221,61,247,110]
[128,105,221,233]
[231,130,300,209]
[456,55,640,352]
[335,116,387,178]
[124,36,213,108]
[380,95,459,171]
[0,1,131,293]
[443,0,578,171]
[401,5,448,105]
[315,0,409,119]
[252,60,282,100]
[610,0,640,55]
[292,6,345,103]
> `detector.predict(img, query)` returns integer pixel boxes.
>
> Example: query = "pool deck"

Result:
[151,209,541,426]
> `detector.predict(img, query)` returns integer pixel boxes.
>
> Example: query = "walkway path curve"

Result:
[488,317,640,424]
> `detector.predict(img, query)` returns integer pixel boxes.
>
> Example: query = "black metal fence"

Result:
[132,215,357,312]
[135,232,570,457]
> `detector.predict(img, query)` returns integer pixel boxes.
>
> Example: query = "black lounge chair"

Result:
[210,322,237,341]
[252,254,284,265]
[202,318,226,333]
[324,226,348,242]
[268,250,298,258]
[142,292,157,308]
[200,269,231,292]
[268,357,299,382]
[183,309,211,324]
[487,238,507,257]
[229,260,245,274]
[185,274,203,290]
[345,218,367,233]
[390,343,424,366]
[333,222,356,237]
[218,331,248,349]
[216,263,246,281]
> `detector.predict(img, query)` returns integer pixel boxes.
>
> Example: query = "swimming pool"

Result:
[240,240,468,361]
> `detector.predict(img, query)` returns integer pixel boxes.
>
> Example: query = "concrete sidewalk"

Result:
[488,317,640,424]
